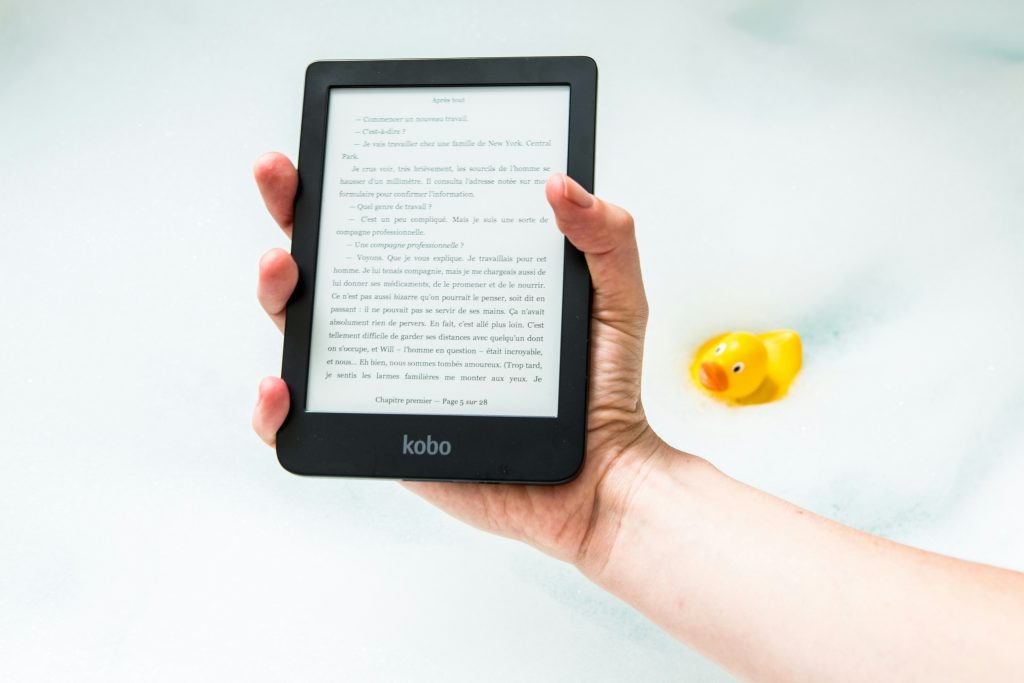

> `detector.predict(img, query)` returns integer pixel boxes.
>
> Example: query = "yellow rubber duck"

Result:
[690,330,802,405]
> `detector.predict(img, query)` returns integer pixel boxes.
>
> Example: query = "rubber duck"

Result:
[690,330,802,405]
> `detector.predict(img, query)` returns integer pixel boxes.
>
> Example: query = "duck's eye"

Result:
[714,343,726,355]
[732,362,745,374]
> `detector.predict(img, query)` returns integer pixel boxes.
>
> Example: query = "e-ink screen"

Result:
[306,85,570,417]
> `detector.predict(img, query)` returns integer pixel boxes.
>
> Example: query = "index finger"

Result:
[253,152,298,239]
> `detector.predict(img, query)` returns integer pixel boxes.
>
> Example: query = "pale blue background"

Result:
[1,1,1022,680]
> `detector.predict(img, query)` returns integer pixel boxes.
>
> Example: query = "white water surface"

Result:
[1,1,1022,680]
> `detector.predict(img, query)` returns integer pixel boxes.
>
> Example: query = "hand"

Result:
[251,157,1024,683]
[252,152,671,576]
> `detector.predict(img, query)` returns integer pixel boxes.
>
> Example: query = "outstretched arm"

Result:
[588,445,1024,682]
[252,152,1024,682]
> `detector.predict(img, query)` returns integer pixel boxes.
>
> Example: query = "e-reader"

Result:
[277,57,597,483]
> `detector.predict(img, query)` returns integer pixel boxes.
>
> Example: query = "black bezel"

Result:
[278,57,597,483]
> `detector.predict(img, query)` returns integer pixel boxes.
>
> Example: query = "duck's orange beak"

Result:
[699,361,729,392]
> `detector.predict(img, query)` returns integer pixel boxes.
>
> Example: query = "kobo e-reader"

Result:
[277,57,597,482]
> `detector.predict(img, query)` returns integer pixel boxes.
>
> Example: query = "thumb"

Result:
[545,173,648,335]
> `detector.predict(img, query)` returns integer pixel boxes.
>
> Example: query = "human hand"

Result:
[252,152,671,576]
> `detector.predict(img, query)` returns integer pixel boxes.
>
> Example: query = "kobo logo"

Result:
[402,434,452,456]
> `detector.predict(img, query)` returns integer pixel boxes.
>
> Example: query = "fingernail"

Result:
[561,173,594,208]
[256,377,275,408]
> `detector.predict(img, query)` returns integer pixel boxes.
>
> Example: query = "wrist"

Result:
[574,429,715,581]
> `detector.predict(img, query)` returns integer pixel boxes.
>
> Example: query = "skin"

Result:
[252,152,1024,682]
